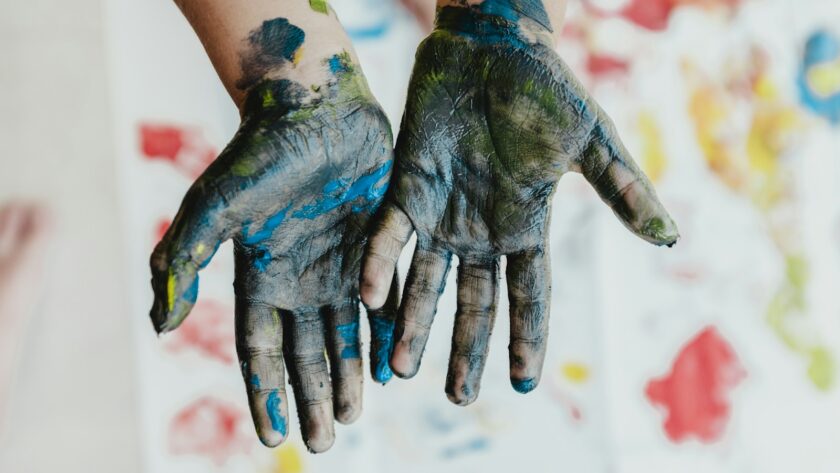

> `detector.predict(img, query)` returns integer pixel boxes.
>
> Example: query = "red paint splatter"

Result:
[139,123,218,179]
[166,300,235,364]
[646,326,746,443]
[583,0,743,32]
[155,218,171,244]
[586,54,631,78]
[169,397,252,465]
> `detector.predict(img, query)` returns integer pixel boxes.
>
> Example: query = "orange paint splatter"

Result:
[169,397,252,465]
[646,326,745,443]
[139,123,218,179]
[165,300,235,364]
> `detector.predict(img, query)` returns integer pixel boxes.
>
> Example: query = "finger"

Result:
[390,241,453,378]
[150,181,231,333]
[324,301,363,424]
[366,271,400,384]
[579,117,679,246]
[360,202,413,309]
[236,300,289,447]
[445,257,500,406]
[283,308,335,453]
[506,248,550,394]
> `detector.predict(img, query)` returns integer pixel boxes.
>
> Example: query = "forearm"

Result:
[435,0,567,45]
[174,0,360,110]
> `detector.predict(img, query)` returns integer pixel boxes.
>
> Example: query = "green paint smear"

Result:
[766,255,835,391]
[309,0,328,14]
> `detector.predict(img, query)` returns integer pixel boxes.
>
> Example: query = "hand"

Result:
[360,6,678,405]
[150,49,396,452]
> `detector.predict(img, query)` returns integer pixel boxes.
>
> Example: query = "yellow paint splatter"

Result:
[637,111,667,183]
[293,47,304,66]
[167,270,177,312]
[272,443,304,473]
[766,255,835,391]
[684,55,834,391]
[262,88,277,108]
[194,242,206,256]
[562,362,590,384]
[807,60,840,97]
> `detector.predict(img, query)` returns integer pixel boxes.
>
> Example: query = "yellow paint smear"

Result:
[562,362,590,384]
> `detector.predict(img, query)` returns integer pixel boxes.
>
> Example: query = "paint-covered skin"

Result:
[361,2,679,406]
[150,18,396,453]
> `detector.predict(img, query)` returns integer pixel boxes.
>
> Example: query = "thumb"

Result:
[578,114,679,246]
[150,180,232,333]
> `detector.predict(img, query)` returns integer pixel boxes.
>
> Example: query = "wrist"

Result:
[434,0,566,46]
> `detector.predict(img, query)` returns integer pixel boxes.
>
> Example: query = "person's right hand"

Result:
[150,22,396,452]
[360,4,678,405]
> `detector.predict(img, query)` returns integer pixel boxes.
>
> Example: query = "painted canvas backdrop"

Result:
[104,0,840,471]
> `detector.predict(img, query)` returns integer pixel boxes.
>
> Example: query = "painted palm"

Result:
[150,53,396,452]
[361,6,679,405]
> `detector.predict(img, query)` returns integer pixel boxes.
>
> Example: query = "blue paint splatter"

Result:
[798,30,840,125]
[266,389,287,436]
[252,245,273,272]
[293,161,392,219]
[441,437,490,459]
[251,374,261,389]
[242,204,293,245]
[346,21,390,41]
[369,315,395,383]
[183,277,199,304]
[336,321,361,359]
[511,377,536,393]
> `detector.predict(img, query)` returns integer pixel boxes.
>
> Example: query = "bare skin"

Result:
[153,0,396,453]
[360,0,678,405]
[0,203,51,421]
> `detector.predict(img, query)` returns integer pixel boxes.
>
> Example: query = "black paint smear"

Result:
[237,18,306,91]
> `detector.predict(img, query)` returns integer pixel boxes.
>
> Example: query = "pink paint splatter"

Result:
[584,0,743,32]
[586,54,631,79]
[139,123,217,179]
[169,397,252,465]
[646,326,745,443]
[165,300,235,364]
[155,218,171,244]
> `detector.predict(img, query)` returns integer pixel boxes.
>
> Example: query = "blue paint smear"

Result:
[266,389,287,436]
[336,321,361,359]
[197,239,222,269]
[293,160,392,219]
[441,437,490,459]
[369,315,395,383]
[242,204,293,245]
[511,377,536,393]
[253,245,272,272]
[346,21,390,41]
[251,374,261,389]
[183,277,199,304]
[798,30,840,125]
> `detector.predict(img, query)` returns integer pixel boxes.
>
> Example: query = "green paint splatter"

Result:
[309,0,328,14]
[766,255,835,391]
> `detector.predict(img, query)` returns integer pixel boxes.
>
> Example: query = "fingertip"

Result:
[445,381,478,406]
[257,428,287,448]
[389,344,419,379]
[334,402,362,425]
[511,377,539,394]
[304,427,335,454]
[639,216,680,247]
[360,277,389,310]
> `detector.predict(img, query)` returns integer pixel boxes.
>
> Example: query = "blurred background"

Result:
[1,0,839,471]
